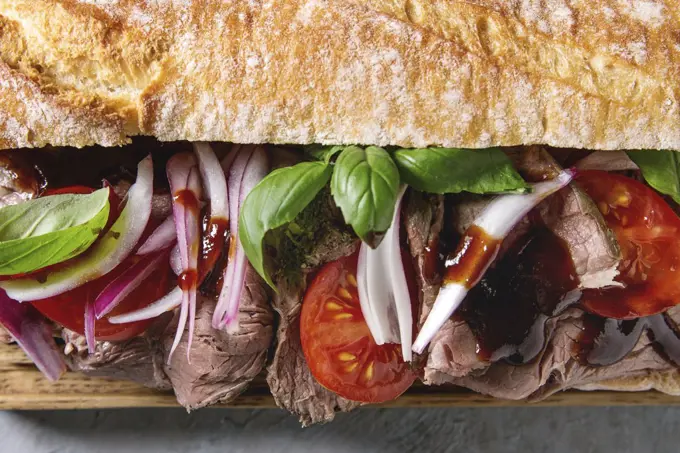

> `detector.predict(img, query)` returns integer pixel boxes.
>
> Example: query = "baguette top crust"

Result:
[1,0,679,150]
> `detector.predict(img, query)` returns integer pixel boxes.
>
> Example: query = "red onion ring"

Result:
[108,286,182,324]
[0,156,154,301]
[0,290,66,381]
[84,299,96,354]
[136,215,176,255]
[213,147,268,331]
[94,251,169,319]
[166,154,202,362]
[170,244,182,276]
[194,142,228,219]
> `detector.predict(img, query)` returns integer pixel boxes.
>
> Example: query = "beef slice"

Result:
[267,278,360,427]
[62,316,172,391]
[423,147,623,387]
[163,266,273,410]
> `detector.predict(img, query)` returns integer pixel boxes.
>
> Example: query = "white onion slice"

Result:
[108,286,182,324]
[357,187,412,361]
[136,216,176,255]
[0,157,154,301]
[214,147,268,332]
[412,170,574,354]
[0,290,66,381]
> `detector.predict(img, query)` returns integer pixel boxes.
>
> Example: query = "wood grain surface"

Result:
[2,343,680,410]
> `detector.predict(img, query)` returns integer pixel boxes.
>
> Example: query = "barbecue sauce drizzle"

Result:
[432,214,680,368]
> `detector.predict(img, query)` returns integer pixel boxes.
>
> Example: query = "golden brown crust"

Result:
[1,0,680,150]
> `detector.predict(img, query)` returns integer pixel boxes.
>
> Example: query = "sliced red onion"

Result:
[412,170,574,354]
[214,147,268,332]
[166,154,202,362]
[221,145,240,173]
[108,286,182,324]
[575,151,639,172]
[211,147,254,330]
[0,290,66,381]
[136,215,176,255]
[170,244,182,276]
[84,299,96,354]
[357,187,412,361]
[94,252,169,319]
[194,142,228,219]
[194,142,229,282]
[0,157,154,301]
[112,147,235,333]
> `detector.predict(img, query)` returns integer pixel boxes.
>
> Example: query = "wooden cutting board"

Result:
[1,342,679,410]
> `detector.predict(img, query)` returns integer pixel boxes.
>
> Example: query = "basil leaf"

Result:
[627,150,680,203]
[304,145,345,163]
[239,162,332,288]
[330,146,400,246]
[393,147,529,194]
[0,188,110,275]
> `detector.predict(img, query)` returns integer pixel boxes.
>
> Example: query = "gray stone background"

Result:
[0,406,678,452]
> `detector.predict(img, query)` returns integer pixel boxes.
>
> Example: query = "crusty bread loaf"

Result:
[1,0,679,150]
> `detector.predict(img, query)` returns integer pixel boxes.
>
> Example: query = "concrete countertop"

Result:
[0,406,676,452]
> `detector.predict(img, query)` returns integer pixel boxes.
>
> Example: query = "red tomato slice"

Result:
[300,252,417,403]
[30,184,170,341]
[44,185,95,196]
[32,255,172,341]
[577,170,680,319]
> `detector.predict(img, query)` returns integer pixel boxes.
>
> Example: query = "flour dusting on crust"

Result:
[0,0,678,150]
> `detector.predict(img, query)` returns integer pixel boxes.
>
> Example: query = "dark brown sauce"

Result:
[577,313,680,367]
[199,216,228,282]
[443,225,501,289]
[458,227,580,364]
[451,220,680,368]
[174,189,200,213]
[179,269,198,291]
[422,241,443,284]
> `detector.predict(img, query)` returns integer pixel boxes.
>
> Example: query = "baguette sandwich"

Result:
[1,0,680,426]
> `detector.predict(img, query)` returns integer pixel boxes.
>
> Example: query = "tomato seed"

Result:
[337,287,352,300]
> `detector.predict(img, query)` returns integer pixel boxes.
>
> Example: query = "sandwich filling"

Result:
[0,142,679,423]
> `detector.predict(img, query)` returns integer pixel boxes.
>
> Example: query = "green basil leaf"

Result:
[239,161,332,288]
[0,188,110,275]
[627,150,680,203]
[330,146,400,246]
[393,147,529,194]
[304,145,345,163]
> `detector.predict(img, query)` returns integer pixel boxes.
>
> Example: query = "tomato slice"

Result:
[577,170,680,319]
[44,185,95,196]
[300,252,417,403]
[30,184,170,341]
[32,255,172,341]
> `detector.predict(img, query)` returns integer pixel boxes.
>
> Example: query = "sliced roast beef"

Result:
[266,191,360,426]
[267,277,360,427]
[450,306,679,400]
[421,146,627,389]
[62,316,172,390]
[163,266,272,410]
